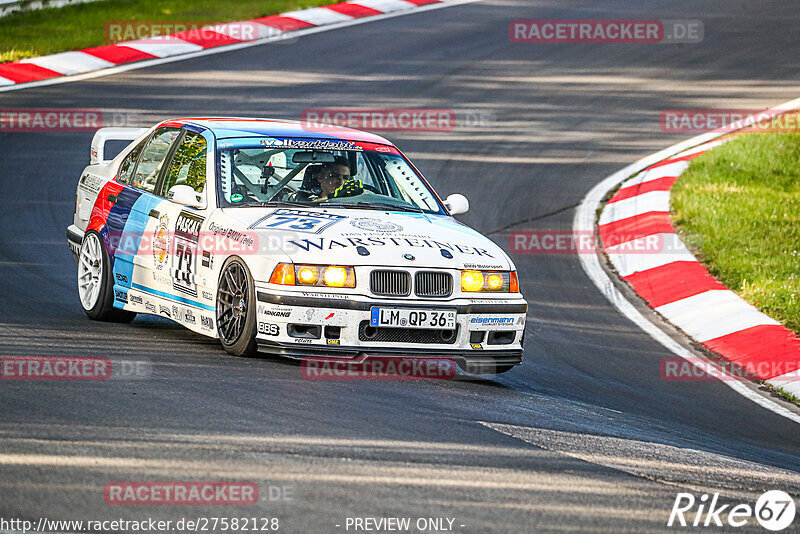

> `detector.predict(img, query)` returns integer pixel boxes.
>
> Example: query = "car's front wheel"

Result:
[77,231,136,322]
[216,257,257,356]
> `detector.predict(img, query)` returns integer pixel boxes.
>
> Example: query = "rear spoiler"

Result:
[90,127,149,165]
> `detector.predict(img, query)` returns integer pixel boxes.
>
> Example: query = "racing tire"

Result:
[216,257,258,357]
[77,230,137,323]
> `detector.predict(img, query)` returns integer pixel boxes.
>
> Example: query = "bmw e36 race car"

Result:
[67,118,527,373]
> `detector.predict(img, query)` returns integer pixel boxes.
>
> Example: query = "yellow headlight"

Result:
[461,270,485,292]
[297,266,319,285]
[323,266,349,287]
[486,273,504,290]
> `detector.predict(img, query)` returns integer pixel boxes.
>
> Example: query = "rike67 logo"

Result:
[668,491,796,531]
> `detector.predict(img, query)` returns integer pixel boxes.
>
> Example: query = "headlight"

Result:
[270,263,356,288]
[460,270,519,292]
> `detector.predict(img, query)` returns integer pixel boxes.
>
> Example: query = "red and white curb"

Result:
[0,0,465,91]
[599,138,800,397]
[575,98,800,424]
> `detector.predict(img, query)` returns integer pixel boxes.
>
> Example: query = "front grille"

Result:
[370,270,411,296]
[414,271,453,298]
[358,321,459,344]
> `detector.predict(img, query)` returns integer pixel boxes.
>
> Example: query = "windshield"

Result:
[216,139,444,214]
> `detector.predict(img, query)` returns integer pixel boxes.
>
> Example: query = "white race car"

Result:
[67,118,527,373]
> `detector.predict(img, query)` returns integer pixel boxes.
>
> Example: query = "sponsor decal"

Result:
[114,289,127,303]
[159,305,172,318]
[207,222,256,247]
[293,338,313,344]
[324,313,335,320]
[201,290,214,301]
[200,316,214,330]
[262,309,291,318]
[285,237,495,257]
[259,138,362,151]
[463,263,504,270]
[326,339,340,345]
[116,272,129,284]
[103,481,258,505]
[349,218,403,233]
[79,173,104,195]
[470,344,483,350]
[201,250,213,269]
[152,271,171,285]
[470,317,515,325]
[250,209,346,234]
[173,211,204,298]
[172,305,180,319]
[305,309,315,321]
[403,253,415,261]
[184,309,196,325]
[129,294,143,305]
[145,301,157,313]
[152,215,170,271]
[257,322,279,336]
[301,291,348,299]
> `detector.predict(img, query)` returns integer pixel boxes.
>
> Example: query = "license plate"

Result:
[370,307,456,330]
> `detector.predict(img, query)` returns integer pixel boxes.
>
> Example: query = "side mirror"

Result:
[444,193,469,215]
[167,184,204,209]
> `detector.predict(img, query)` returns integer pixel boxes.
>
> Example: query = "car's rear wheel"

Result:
[217,257,257,356]
[77,231,136,322]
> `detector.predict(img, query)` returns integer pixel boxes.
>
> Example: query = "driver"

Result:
[314,158,352,201]
[291,156,365,202]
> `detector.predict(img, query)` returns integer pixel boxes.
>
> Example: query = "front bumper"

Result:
[254,287,527,374]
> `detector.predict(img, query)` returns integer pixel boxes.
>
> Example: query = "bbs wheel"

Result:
[216,257,257,356]
[77,231,136,322]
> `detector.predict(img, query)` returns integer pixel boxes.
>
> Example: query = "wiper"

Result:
[324,201,425,213]
[255,201,304,207]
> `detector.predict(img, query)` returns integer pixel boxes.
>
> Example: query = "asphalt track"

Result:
[1,1,800,532]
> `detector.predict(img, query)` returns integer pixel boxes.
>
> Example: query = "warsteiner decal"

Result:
[250,209,346,234]
[152,215,170,271]
[172,211,204,298]
[285,237,495,257]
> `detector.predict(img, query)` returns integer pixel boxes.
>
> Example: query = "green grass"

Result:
[0,0,334,63]
[671,132,800,334]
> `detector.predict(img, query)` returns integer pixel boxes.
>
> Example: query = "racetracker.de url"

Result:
[0,517,280,533]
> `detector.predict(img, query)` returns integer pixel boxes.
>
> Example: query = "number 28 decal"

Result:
[249,209,347,234]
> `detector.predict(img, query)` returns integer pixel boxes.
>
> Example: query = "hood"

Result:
[220,207,512,270]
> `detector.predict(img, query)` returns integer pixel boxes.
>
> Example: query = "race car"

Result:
[67,118,527,373]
